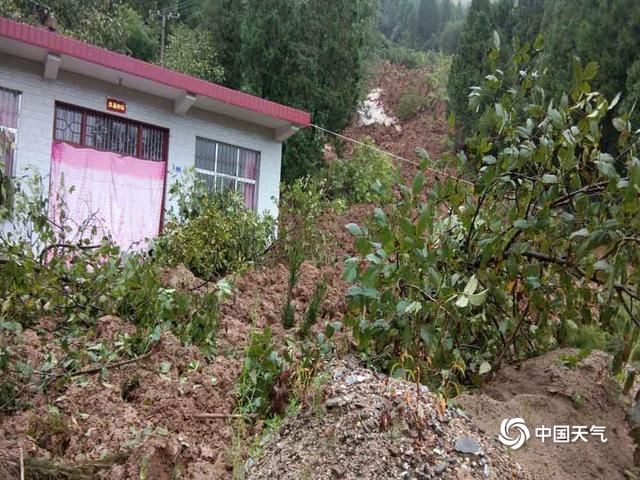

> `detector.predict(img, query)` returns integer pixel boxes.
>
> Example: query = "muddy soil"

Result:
[458,349,638,480]
[343,63,449,178]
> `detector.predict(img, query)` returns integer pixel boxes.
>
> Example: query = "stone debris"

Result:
[247,358,529,480]
[357,88,402,131]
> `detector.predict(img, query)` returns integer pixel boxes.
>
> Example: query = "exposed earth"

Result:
[1,63,639,479]
[458,349,637,480]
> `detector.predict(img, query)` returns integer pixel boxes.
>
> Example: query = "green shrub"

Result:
[299,277,327,338]
[425,52,452,101]
[235,327,286,418]
[384,43,429,69]
[279,176,327,262]
[343,39,640,398]
[326,138,397,205]
[160,172,275,279]
[0,174,224,411]
[396,88,429,120]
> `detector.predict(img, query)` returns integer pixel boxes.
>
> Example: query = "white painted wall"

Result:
[0,53,282,219]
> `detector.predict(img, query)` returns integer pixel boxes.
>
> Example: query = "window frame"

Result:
[0,86,22,176]
[53,102,169,163]
[194,136,261,210]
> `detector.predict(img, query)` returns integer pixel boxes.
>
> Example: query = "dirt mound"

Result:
[343,63,449,178]
[0,315,240,479]
[246,358,529,480]
[458,349,638,480]
[217,260,348,355]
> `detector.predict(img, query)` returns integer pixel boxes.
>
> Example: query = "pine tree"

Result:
[447,0,493,136]
[417,0,439,49]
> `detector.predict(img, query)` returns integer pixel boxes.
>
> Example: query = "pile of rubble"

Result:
[246,358,529,480]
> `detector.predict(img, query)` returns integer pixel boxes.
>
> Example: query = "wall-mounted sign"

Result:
[106,98,126,114]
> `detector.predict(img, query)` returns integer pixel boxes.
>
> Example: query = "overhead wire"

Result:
[310,123,474,187]
[155,0,198,16]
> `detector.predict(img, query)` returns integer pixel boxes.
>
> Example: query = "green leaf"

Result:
[468,290,488,306]
[596,161,619,180]
[342,257,358,283]
[373,208,387,227]
[455,295,469,308]
[513,219,529,230]
[583,61,598,81]
[493,30,501,50]
[608,92,622,111]
[345,223,364,237]
[570,228,590,239]
[542,174,559,184]
[613,117,627,133]
[479,361,492,375]
[420,325,436,346]
[463,275,479,295]
[347,286,380,299]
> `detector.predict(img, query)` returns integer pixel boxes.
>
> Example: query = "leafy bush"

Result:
[344,38,640,398]
[235,327,286,418]
[0,174,224,411]
[326,138,397,205]
[425,52,452,101]
[383,43,429,69]
[160,171,275,279]
[299,277,328,338]
[279,176,328,262]
[396,89,430,121]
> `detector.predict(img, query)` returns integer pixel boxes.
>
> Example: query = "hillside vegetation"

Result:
[1,1,640,479]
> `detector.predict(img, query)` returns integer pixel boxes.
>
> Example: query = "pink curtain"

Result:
[48,141,166,250]
[240,150,258,209]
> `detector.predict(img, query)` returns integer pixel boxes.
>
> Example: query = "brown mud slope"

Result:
[0,315,241,479]
[247,358,529,480]
[343,62,449,173]
[459,349,638,480]
[0,203,365,480]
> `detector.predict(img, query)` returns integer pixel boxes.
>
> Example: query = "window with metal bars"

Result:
[0,87,21,176]
[53,103,167,162]
[195,137,260,211]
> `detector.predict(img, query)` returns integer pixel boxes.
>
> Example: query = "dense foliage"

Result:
[0,0,158,61]
[159,171,275,280]
[448,0,640,143]
[205,0,377,182]
[345,39,640,398]
[379,0,466,53]
[326,138,397,205]
[163,24,224,83]
[0,175,224,410]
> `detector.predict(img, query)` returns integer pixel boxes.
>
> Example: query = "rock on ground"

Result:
[246,358,529,480]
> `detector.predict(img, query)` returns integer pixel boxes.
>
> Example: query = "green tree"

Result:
[219,0,376,181]
[416,0,439,49]
[163,25,224,83]
[344,40,640,397]
[447,0,493,138]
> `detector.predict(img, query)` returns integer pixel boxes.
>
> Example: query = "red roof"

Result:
[0,17,310,127]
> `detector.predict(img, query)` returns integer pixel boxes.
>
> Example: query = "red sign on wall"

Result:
[106,98,126,114]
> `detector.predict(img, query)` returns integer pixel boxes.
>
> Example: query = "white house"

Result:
[0,17,309,248]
